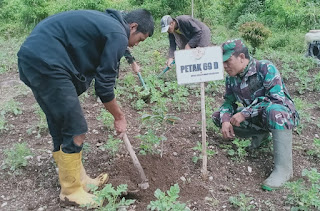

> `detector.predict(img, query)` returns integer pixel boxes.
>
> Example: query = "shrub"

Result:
[21,0,49,26]
[239,21,271,54]
[129,0,190,18]
[234,13,258,30]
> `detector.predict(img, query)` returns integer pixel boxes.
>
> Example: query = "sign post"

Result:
[174,47,223,179]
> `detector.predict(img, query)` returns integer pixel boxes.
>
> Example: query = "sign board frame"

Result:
[174,46,224,85]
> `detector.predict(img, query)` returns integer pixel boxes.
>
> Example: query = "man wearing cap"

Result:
[160,15,211,67]
[212,39,299,190]
[18,9,154,207]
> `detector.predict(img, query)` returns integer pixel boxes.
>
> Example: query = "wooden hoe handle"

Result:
[122,133,149,189]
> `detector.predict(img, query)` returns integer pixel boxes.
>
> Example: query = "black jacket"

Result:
[17,9,129,103]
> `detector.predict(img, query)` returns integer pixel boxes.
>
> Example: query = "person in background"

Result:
[212,39,299,191]
[160,14,211,67]
[17,9,154,207]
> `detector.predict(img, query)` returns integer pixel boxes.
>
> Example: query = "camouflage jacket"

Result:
[219,57,297,123]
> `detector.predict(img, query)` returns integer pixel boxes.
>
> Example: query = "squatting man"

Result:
[17,9,154,207]
[212,39,299,190]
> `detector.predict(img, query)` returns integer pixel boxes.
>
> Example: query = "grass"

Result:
[293,97,314,134]
[285,168,320,210]
[0,37,23,74]
[0,5,319,210]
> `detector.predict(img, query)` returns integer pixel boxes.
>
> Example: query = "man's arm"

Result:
[103,98,127,135]
[219,78,238,139]
[94,33,128,134]
[219,77,238,124]
[185,18,203,48]
[124,48,140,73]
[168,33,176,61]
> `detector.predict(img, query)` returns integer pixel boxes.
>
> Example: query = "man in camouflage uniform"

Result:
[212,39,299,190]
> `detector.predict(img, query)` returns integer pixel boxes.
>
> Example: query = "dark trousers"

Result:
[18,59,87,153]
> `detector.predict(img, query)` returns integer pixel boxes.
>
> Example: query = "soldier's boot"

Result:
[53,150,108,192]
[58,149,101,207]
[233,127,271,149]
[262,129,293,191]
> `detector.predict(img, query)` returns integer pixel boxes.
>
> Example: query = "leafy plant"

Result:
[100,135,122,157]
[239,21,271,54]
[82,142,91,153]
[285,168,320,210]
[229,193,255,211]
[228,138,251,162]
[307,138,320,159]
[1,99,22,116]
[141,111,180,157]
[3,142,33,171]
[0,115,7,132]
[84,184,135,211]
[192,141,216,164]
[147,184,190,211]
[123,72,137,87]
[97,108,114,131]
[136,129,165,155]
[133,98,147,110]
[234,13,258,30]
[293,97,313,134]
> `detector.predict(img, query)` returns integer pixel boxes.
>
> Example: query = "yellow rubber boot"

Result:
[53,151,60,165]
[53,150,108,192]
[79,151,109,192]
[58,150,101,208]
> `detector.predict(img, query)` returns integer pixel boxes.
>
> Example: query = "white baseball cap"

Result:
[160,15,173,33]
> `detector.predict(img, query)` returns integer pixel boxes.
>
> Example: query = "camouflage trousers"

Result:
[212,104,299,131]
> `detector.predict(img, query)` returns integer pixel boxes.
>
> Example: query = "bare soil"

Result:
[0,64,319,211]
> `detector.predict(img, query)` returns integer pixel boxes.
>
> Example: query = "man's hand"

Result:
[131,61,140,73]
[166,58,174,67]
[230,112,245,127]
[103,98,127,136]
[114,116,127,136]
[221,122,235,140]
[184,44,191,50]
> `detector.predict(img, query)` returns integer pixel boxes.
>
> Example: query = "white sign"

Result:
[174,46,224,85]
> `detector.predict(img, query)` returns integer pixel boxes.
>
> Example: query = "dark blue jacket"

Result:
[17,9,129,103]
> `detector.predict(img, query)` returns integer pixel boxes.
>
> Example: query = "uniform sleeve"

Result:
[186,19,202,48]
[168,33,176,58]
[240,63,286,118]
[95,32,128,103]
[219,77,237,123]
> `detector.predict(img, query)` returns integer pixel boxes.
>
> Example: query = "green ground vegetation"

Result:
[1,0,320,210]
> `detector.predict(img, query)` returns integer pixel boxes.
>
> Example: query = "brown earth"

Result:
[0,64,319,211]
